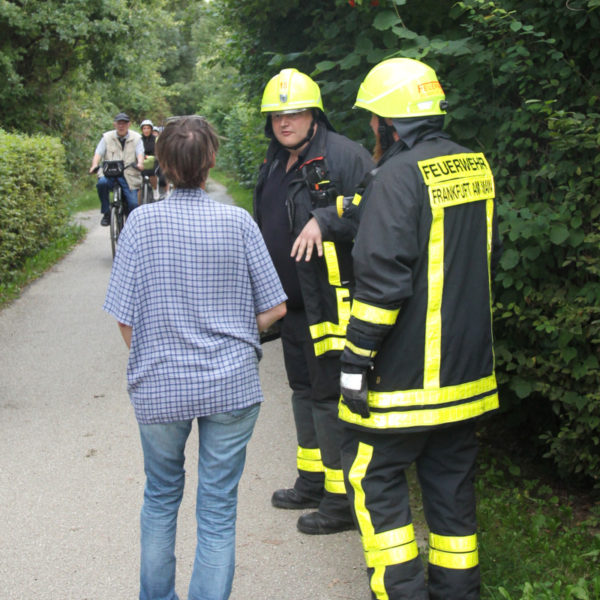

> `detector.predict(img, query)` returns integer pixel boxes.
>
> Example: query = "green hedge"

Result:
[0,131,70,283]
[214,0,600,486]
[217,101,267,189]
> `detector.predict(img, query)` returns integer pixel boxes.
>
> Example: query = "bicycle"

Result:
[93,160,138,258]
[139,174,154,206]
[139,156,158,206]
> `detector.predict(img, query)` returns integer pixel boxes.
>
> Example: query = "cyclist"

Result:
[89,112,145,226]
[140,119,160,200]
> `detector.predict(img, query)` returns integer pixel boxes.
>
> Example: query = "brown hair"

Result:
[156,116,219,188]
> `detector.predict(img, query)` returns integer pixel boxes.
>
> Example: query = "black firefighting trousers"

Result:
[340,421,480,600]
[280,307,350,519]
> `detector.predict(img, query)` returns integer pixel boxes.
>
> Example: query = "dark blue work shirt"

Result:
[258,152,305,309]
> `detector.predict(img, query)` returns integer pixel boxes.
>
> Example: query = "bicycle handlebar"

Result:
[90,161,140,175]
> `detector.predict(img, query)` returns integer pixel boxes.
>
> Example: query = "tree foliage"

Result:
[0,0,209,170]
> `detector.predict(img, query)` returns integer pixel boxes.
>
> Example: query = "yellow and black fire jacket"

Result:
[254,124,373,357]
[340,132,502,432]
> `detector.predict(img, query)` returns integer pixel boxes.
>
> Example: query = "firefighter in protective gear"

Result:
[339,58,502,599]
[254,68,373,534]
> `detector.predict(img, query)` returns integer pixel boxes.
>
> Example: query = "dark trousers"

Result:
[280,307,350,519]
[97,176,138,215]
[341,421,480,600]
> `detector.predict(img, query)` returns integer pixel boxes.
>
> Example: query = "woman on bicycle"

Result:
[140,119,159,200]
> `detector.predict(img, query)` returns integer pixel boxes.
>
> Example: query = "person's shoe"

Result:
[271,488,320,510]
[100,213,110,226]
[297,511,356,535]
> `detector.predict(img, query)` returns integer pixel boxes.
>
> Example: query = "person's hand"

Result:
[340,368,370,418]
[291,217,323,262]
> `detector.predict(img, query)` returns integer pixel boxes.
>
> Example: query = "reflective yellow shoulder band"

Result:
[351,299,400,326]
[297,446,324,473]
[338,391,499,429]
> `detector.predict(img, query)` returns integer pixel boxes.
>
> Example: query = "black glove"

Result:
[340,367,370,418]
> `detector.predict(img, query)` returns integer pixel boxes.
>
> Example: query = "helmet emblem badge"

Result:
[279,79,288,103]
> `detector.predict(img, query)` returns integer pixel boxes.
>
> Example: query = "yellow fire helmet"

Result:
[261,68,324,114]
[354,57,447,118]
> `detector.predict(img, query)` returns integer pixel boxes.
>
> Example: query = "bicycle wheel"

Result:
[110,204,118,258]
[109,188,124,258]
[140,178,151,205]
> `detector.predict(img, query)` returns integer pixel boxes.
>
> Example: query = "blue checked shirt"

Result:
[103,188,287,424]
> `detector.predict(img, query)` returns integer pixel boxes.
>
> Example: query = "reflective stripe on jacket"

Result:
[341,136,502,431]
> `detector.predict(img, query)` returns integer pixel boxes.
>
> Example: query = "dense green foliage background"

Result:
[1,0,598,486]
[212,0,600,487]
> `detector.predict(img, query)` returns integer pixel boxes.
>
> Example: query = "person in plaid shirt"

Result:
[104,115,286,600]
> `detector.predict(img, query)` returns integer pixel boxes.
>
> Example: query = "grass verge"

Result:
[477,448,600,599]
[0,223,86,307]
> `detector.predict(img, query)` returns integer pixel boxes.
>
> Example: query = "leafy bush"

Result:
[218,101,267,188]
[213,0,600,485]
[447,0,600,486]
[0,131,70,283]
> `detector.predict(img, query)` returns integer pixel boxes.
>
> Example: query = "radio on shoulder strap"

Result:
[299,157,339,208]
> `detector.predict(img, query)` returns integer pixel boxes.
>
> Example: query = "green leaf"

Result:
[314,60,337,74]
[550,225,570,245]
[373,10,401,31]
[339,53,361,70]
[510,21,522,32]
[500,249,520,270]
[513,378,533,399]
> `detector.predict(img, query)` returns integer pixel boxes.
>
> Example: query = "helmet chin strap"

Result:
[378,116,396,153]
[282,117,316,151]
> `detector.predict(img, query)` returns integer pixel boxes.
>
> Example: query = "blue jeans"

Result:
[138,404,260,600]
[97,175,138,215]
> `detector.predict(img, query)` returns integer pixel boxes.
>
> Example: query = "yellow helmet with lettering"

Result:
[354,58,447,118]
[261,68,324,114]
